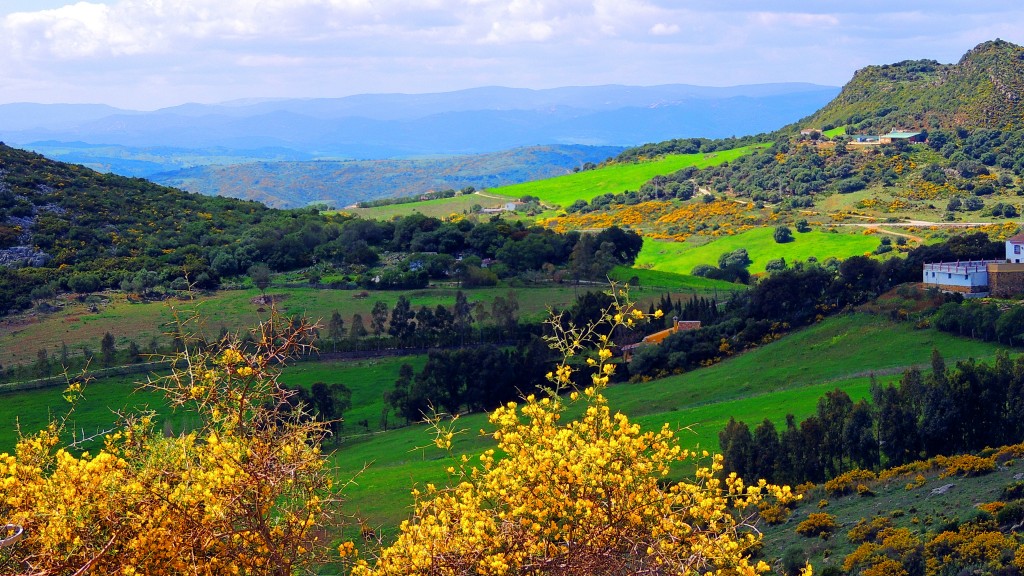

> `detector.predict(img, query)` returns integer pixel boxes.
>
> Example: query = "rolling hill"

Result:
[797,39,1024,133]
[150,145,625,209]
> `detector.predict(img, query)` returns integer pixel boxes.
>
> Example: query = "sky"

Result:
[1,0,1024,110]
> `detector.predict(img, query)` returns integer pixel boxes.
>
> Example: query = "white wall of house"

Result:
[922,262,989,289]
[1007,240,1024,263]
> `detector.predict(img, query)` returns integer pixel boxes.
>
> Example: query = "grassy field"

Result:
[0,374,172,454]
[329,313,1008,535]
[1,278,735,370]
[636,227,883,274]
[346,191,518,220]
[0,311,1010,543]
[341,146,761,221]
[486,146,763,209]
[608,265,746,294]
[0,285,592,369]
[279,355,428,436]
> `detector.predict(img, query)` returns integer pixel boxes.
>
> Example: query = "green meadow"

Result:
[330,312,1007,534]
[0,281,732,370]
[0,311,1008,538]
[636,227,883,274]
[0,285,588,369]
[346,192,517,220]
[487,146,763,208]
[342,146,761,221]
[608,265,746,293]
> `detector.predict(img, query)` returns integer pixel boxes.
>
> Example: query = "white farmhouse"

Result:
[922,232,1024,297]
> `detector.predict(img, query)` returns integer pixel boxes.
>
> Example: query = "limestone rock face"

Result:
[0,246,51,268]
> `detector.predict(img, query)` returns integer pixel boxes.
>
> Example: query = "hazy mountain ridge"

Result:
[151,145,625,209]
[3,83,838,162]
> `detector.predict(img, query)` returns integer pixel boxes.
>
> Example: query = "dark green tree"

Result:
[349,313,368,339]
[327,311,345,349]
[248,263,271,298]
[309,381,353,435]
[773,226,794,244]
[128,340,142,363]
[101,332,117,367]
[752,419,781,482]
[843,400,879,470]
[388,296,416,343]
[491,291,519,339]
[34,348,50,377]
[719,417,754,479]
[817,389,853,476]
[370,301,389,338]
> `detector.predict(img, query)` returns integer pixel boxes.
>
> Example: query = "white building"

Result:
[922,232,1024,297]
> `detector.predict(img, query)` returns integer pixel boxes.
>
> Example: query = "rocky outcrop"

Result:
[0,246,51,268]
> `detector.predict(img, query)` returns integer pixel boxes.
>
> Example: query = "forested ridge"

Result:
[0,143,640,316]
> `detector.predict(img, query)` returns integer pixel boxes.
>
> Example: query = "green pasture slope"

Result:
[344,145,761,220]
[486,146,763,208]
[608,265,745,294]
[0,375,171,454]
[0,281,732,370]
[0,311,1009,541]
[637,227,882,274]
[329,313,1008,535]
[0,285,591,369]
[0,355,429,455]
[346,192,517,220]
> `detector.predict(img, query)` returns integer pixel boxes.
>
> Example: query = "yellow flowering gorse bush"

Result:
[0,310,342,575]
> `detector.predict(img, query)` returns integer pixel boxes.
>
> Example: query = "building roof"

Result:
[1007,232,1024,244]
[882,131,921,139]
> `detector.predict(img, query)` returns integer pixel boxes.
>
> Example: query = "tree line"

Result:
[720,349,1024,486]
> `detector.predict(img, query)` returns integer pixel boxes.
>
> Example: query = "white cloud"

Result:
[649,22,678,36]
[1,0,1024,108]
[751,12,840,28]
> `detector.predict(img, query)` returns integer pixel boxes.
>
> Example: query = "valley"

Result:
[4,38,1024,576]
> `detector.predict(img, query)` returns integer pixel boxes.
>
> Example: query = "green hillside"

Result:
[347,191,518,219]
[0,284,647,369]
[608,265,745,292]
[328,312,1006,534]
[487,146,762,208]
[800,39,1024,133]
[1,312,1003,538]
[636,227,882,274]
[154,145,623,209]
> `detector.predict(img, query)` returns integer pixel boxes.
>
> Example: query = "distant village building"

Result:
[621,318,701,361]
[922,233,1024,297]
[878,130,924,144]
[800,128,821,136]
[852,135,880,144]
[848,131,923,146]
[480,202,521,214]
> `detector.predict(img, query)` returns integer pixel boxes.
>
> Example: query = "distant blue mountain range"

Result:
[0,83,838,205]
